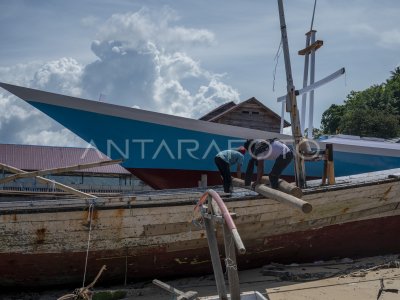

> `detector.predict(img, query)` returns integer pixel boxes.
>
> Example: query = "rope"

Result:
[82,202,95,287]
[57,265,107,300]
[225,257,238,271]
[224,235,238,271]
[310,0,317,31]
[272,40,282,92]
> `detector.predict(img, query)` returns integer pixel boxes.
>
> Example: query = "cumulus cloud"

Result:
[0,59,87,147]
[32,57,83,96]
[0,6,240,146]
[96,7,215,51]
[81,7,239,117]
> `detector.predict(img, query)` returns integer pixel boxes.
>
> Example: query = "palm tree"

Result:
[390,66,400,80]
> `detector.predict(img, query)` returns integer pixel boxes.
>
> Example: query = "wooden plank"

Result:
[298,40,323,55]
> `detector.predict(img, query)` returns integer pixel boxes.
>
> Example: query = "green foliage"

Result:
[304,127,324,138]
[320,67,400,138]
[321,104,345,134]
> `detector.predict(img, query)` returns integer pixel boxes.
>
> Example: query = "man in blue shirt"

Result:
[214,147,246,193]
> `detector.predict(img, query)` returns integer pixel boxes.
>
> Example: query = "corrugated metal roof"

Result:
[0,144,130,175]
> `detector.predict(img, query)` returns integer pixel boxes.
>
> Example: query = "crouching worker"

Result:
[244,139,293,189]
[214,147,246,193]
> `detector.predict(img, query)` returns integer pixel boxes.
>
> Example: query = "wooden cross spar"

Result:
[278,67,345,135]
[0,158,124,185]
[0,162,96,198]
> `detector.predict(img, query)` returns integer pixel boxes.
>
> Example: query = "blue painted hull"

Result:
[1,82,400,188]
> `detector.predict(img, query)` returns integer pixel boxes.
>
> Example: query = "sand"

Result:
[2,254,399,300]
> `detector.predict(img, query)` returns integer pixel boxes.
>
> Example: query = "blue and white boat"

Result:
[1,82,400,189]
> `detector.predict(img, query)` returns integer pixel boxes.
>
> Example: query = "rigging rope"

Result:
[272,40,283,92]
[310,0,317,31]
[82,202,95,287]
[224,235,238,271]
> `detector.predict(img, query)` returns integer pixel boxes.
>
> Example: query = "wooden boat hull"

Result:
[1,170,400,288]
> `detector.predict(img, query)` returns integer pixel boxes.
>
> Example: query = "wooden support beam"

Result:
[0,158,124,184]
[204,195,228,299]
[223,223,241,300]
[322,144,336,185]
[0,163,96,199]
[210,199,241,300]
[298,40,323,55]
[232,178,312,214]
[260,176,303,198]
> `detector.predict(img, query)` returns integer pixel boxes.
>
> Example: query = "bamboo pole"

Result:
[232,178,312,214]
[0,163,96,199]
[0,158,124,184]
[277,0,307,188]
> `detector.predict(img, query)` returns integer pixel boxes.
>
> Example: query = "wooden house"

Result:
[199,97,290,133]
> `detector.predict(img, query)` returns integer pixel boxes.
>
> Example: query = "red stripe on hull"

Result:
[1,214,400,289]
[129,168,296,189]
[129,168,223,189]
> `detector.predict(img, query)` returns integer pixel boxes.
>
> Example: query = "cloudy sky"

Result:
[0,0,399,147]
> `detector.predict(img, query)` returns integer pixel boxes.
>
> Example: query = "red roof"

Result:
[0,144,130,175]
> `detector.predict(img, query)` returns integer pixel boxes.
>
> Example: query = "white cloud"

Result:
[23,128,87,147]
[32,57,83,96]
[81,7,239,117]
[96,7,215,52]
[0,6,239,146]
[0,59,86,146]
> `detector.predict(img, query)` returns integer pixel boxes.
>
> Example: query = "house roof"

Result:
[199,101,237,121]
[0,144,130,175]
[199,97,291,127]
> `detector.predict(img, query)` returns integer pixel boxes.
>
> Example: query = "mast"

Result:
[277,0,306,188]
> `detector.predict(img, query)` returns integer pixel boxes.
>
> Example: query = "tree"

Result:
[320,104,345,134]
[319,67,400,139]
[340,108,399,138]
[390,66,400,80]
[304,127,323,138]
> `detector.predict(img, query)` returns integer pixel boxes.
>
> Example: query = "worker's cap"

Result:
[237,146,246,155]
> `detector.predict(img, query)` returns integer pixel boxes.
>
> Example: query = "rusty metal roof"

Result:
[0,144,130,175]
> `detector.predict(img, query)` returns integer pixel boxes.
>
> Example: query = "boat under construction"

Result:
[1,0,400,294]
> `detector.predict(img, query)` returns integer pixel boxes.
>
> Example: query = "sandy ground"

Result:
[2,254,399,299]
